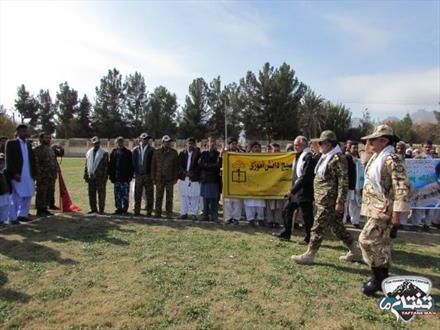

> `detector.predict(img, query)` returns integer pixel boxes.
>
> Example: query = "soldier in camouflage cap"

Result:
[33,132,58,217]
[359,124,410,296]
[291,130,361,265]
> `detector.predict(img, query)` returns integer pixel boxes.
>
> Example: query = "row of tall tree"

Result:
[6,63,383,141]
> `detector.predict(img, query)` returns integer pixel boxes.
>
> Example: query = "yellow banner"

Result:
[222,152,295,199]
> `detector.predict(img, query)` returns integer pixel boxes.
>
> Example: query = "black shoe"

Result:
[17,216,31,222]
[248,220,256,227]
[134,212,141,216]
[166,213,174,219]
[234,219,240,225]
[272,231,291,240]
[362,267,384,296]
[257,220,266,227]
[153,213,162,219]
[225,219,233,224]
[36,210,48,217]
[9,220,19,225]
[146,212,152,217]
[178,214,188,220]
[422,225,430,232]
[44,209,54,216]
[293,223,301,230]
[49,205,60,210]
[112,210,121,215]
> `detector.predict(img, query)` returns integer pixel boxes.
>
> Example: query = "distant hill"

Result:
[410,109,436,124]
[380,110,437,124]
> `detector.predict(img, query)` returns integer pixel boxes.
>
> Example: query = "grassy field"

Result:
[0,158,439,329]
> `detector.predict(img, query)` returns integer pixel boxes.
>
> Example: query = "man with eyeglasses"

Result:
[358,124,410,296]
[291,131,360,265]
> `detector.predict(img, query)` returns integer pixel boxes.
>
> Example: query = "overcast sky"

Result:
[0,0,439,120]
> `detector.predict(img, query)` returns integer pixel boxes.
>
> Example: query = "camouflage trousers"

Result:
[155,181,174,215]
[114,182,129,213]
[359,216,392,267]
[35,177,56,210]
[134,174,154,214]
[309,204,354,251]
[88,180,106,213]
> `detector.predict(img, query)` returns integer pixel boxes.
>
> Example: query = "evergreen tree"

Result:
[223,82,243,139]
[37,89,57,134]
[299,89,326,139]
[124,71,148,137]
[178,78,209,140]
[56,82,78,138]
[0,105,16,138]
[240,63,306,140]
[14,84,39,128]
[322,102,352,141]
[92,68,126,137]
[207,76,226,138]
[146,86,178,138]
[72,95,92,138]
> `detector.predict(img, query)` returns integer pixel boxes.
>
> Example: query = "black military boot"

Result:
[362,267,384,296]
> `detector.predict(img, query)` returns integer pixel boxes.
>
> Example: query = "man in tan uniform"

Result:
[359,124,410,296]
[291,131,360,265]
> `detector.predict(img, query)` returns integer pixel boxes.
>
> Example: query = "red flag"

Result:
[58,165,81,212]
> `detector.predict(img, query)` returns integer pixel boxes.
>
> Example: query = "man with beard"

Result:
[33,132,58,216]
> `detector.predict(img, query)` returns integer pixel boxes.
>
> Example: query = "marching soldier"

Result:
[291,131,360,264]
[151,135,178,218]
[33,132,58,216]
[84,136,108,214]
[359,125,410,296]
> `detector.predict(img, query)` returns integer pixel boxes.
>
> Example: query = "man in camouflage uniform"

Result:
[359,125,410,296]
[291,131,360,265]
[132,133,155,216]
[84,136,108,214]
[151,135,178,218]
[33,132,58,216]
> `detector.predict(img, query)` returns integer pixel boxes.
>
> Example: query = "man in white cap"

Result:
[84,136,108,214]
[359,124,410,296]
[132,133,154,216]
[151,135,178,218]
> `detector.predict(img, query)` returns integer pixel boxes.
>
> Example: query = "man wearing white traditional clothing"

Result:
[5,124,37,223]
[84,136,108,214]
[178,138,201,220]
[244,141,266,226]
[223,137,243,225]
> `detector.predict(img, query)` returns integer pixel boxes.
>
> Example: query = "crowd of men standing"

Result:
[0,123,439,296]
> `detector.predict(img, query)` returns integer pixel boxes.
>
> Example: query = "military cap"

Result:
[91,136,100,144]
[139,132,152,139]
[361,124,396,141]
[311,130,338,143]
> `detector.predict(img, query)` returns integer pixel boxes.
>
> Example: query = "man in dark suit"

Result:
[274,135,318,244]
[109,136,133,215]
[5,124,37,223]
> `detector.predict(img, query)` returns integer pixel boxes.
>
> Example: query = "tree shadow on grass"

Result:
[1,216,130,247]
[0,237,77,265]
[0,270,31,303]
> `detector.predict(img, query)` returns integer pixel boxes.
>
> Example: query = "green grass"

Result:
[0,158,439,329]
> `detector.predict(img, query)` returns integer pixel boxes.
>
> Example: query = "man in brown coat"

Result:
[151,135,178,218]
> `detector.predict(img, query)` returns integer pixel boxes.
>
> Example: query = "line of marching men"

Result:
[0,123,437,297]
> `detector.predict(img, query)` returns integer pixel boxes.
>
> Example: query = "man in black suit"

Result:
[274,136,318,244]
[5,124,37,223]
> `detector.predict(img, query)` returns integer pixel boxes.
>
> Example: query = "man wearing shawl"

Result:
[291,130,360,265]
[359,125,410,296]
[84,136,108,214]
[274,136,317,244]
